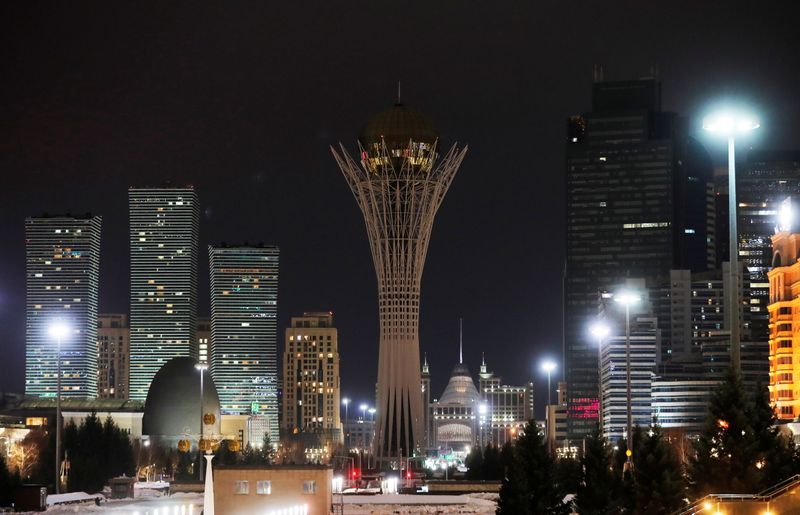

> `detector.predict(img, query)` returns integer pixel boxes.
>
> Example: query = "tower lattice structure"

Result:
[332,107,466,463]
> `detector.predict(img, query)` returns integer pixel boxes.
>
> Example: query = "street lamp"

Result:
[703,109,760,373]
[195,362,208,481]
[359,403,368,421]
[614,291,640,470]
[342,398,350,423]
[48,321,70,494]
[589,322,611,432]
[368,407,376,421]
[540,360,557,408]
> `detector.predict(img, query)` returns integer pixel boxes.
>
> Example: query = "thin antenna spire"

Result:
[423,352,428,367]
[397,80,401,104]
[459,318,463,364]
[482,352,485,366]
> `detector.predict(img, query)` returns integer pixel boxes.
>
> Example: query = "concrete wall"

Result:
[214,465,332,515]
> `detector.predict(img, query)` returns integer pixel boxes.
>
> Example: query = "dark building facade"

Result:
[564,79,713,440]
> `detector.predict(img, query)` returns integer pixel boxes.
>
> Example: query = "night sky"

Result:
[1,2,799,416]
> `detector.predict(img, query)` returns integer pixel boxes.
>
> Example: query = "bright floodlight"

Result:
[368,407,376,415]
[342,398,350,406]
[589,322,610,339]
[195,363,208,371]
[359,403,368,411]
[614,291,641,306]
[779,198,793,232]
[540,360,557,374]
[703,111,760,134]
[48,322,70,339]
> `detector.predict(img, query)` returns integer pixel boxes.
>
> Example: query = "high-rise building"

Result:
[209,244,279,444]
[25,214,102,398]
[97,314,129,399]
[564,78,713,440]
[768,228,800,420]
[197,317,210,365]
[129,186,199,401]
[282,312,340,440]
[477,357,534,447]
[332,102,467,461]
[738,151,800,382]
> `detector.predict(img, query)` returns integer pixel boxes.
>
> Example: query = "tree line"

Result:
[492,369,800,514]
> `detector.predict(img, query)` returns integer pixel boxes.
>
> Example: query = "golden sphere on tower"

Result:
[177,439,191,453]
[203,413,216,426]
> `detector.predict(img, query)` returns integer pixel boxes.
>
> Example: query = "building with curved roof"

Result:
[142,356,221,442]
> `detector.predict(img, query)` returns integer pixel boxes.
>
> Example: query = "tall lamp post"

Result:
[703,110,760,373]
[342,398,350,450]
[589,322,610,434]
[541,359,557,446]
[540,360,557,408]
[195,362,208,481]
[613,291,640,470]
[49,322,70,494]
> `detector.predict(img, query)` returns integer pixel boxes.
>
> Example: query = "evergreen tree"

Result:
[482,444,502,480]
[465,445,483,480]
[553,457,581,503]
[575,427,615,514]
[688,368,759,497]
[260,433,276,465]
[634,424,685,514]
[749,383,795,490]
[497,420,568,515]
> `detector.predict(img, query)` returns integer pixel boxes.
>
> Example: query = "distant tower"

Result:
[332,101,467,463]
[25,214,102,398]
[421,353,431,447]
[209,243,279,444]
[128,186,199,401]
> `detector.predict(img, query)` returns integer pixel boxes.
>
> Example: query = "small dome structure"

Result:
[438,363,480,406]
[359,103,438,153]
[143,357,221,438]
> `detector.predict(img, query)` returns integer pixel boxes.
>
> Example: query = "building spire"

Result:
[459,317,463,364]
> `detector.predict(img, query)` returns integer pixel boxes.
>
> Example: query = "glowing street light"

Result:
[368,407,376,421]
[589,321,611,430]
[359,403,368,421]
[342,398,350,424]
[195,362,208,481]
[703,108,760,373]
[614,291,640,470]
[540,360,557,407]
[49,320,70,494]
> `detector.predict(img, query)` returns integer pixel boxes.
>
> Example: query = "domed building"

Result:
[142,357,221,445]
[430,354,481,454]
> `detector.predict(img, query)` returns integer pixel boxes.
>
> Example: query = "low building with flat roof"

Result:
[213,464,332,515]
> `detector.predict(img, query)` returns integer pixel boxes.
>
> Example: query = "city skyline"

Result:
[2,2,799,416]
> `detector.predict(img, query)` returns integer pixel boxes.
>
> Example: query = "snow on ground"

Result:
[341,493,497,514]
[47,492,104,505]
[17,492,204,515]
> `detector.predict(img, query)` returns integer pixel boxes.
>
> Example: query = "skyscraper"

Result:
[332,101,467,462]
[282,312,340,441]
[564,78,713,440]
[738,151,800,378]
[97,314,129,399]
[209,243,279,444]
[129,186,199,401]
[25,214,101,398]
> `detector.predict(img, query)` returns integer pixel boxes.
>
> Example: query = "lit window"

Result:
[256,480,271,495]
[234,480,249,494]
[303,480,316,494]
